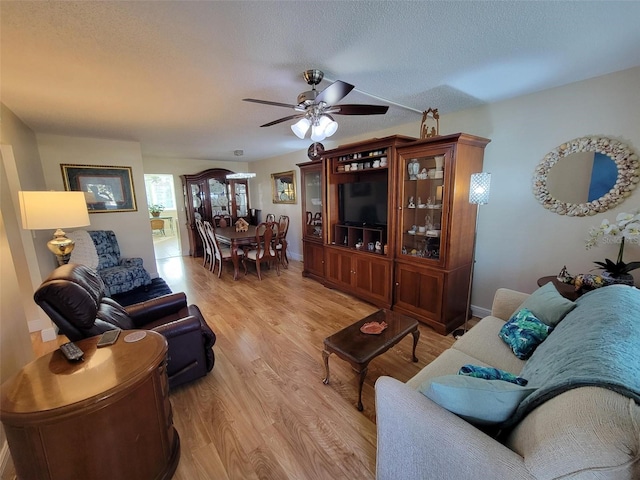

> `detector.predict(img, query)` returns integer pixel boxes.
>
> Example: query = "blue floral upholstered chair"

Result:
[87,230,152,296]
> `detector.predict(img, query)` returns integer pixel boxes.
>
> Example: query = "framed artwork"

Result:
[271,170,297,204]
[61,164,137,213]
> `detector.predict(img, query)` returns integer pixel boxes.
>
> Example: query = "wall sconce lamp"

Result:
[19,191,90,266]
[453,172,491,338]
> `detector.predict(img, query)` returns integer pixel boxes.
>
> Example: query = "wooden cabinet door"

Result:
[303,241,325,279]
[325,247,353,290]
[394,262,444,322]
[353,255,392,306]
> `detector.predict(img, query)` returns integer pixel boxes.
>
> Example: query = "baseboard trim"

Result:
[471,304,491,318]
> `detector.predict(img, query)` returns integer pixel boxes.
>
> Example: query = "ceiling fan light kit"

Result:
[244,69,389,140]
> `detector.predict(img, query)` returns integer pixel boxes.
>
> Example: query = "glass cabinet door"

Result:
[234,181,248,218]
[399,153,446,260]
[190,182,206,220]
[303,167,322,239]
[208,178,228,216]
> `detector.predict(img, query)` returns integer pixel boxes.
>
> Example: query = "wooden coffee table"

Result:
[322,309,419,411]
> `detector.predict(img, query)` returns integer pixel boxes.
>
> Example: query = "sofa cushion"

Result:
[517,282,576,327]
[418,375,537,425]
[499,308,553,360]
[452,316,527,375]
[407,348,493,390]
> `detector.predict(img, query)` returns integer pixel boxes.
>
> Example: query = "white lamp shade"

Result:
[317,115,338,138]
[310,124,326,142]
[469,172,491,205]
[19,191,90,230]
[291,118,311,139]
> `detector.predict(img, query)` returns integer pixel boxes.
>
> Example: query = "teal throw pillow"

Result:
[458,364,528,386]
[518,282,576,327]
[499,308,553,359]
[418,375,537,425]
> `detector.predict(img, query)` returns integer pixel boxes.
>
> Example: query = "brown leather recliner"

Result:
[34,263,216,389]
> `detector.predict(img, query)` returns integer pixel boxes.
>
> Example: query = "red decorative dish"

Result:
[360,321,388,335]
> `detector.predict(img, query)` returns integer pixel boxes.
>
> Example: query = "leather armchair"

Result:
[34,263,216,389]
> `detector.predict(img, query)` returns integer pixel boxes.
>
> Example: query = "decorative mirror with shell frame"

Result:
[533,136,639,216]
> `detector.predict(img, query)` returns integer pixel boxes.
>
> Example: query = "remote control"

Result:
[60,342,84,361]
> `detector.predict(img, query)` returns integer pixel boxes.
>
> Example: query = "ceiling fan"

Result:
[243,69,389,142]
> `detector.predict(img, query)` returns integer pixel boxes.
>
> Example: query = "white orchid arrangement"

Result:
[585,209,640,276]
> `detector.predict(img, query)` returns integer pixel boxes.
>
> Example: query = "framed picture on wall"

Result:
[61,164,137,213]
[271,170,297,204]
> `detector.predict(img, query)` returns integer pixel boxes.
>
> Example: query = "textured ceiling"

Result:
[2,1,640,162]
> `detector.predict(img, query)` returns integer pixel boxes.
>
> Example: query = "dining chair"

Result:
[265,213,276,223]
[195,218,213,269]
[243,221,279,280]
[150,218,165,236]
[204,220,242,277]
[275,215,290,268]
[213,215,231,228]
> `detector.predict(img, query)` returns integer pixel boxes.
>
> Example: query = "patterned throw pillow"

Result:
[499,308,553,359]
[458,364,528,386]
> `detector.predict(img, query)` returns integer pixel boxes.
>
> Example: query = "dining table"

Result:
[214,225,259,280]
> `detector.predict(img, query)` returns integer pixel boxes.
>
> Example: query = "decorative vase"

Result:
[434,155,444,171]
[600,270,635,286]
[408,159,419,180]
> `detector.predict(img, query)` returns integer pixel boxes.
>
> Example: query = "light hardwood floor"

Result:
[21,256,459,480]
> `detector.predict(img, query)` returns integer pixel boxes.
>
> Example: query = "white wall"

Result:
[37,134,159,278]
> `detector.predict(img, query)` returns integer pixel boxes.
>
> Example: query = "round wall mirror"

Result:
[533,136,639,216]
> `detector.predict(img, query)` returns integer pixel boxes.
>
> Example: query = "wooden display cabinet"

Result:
[298,159,325,280]
[322,135,415,307]
[181,169,252,257]
[394,133,490,334]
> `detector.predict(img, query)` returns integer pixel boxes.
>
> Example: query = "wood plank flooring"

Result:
[21,256,457,480]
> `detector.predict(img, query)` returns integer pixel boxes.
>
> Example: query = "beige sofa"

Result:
[375,288,640,480]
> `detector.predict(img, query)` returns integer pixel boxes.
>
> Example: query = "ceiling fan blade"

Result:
[243,98,297,109]
[260,114,304,127]
[331,104,389,115]
[315,80,355,105]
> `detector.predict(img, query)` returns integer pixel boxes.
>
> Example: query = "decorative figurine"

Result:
[235,218,249,232]
[420,108,440,139]
[375,241,382,253]
[408,196,415,208]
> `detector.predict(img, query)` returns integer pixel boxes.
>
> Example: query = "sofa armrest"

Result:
[119,257,144,267]
[125,292,188,326]
[375,376,534,480]
[491,288,530,321]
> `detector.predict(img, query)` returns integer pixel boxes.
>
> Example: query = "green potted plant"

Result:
[149,204,165,217]
[586,209,640,284]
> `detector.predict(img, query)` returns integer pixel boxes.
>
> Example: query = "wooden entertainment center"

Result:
[298,133,490,334]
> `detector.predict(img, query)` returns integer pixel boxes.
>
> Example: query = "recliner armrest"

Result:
[125,292,188,326]
[151,315,201,339]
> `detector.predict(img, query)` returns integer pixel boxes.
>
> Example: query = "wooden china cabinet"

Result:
[299,133,490,334]
[297,158,326,281]
[394,133,490,334]
[181,168,251,256]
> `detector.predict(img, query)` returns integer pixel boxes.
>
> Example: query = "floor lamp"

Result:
[19,191,90,266]
[453,172,491,339]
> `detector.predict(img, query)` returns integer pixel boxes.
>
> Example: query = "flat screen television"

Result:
[338,180,388,226]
